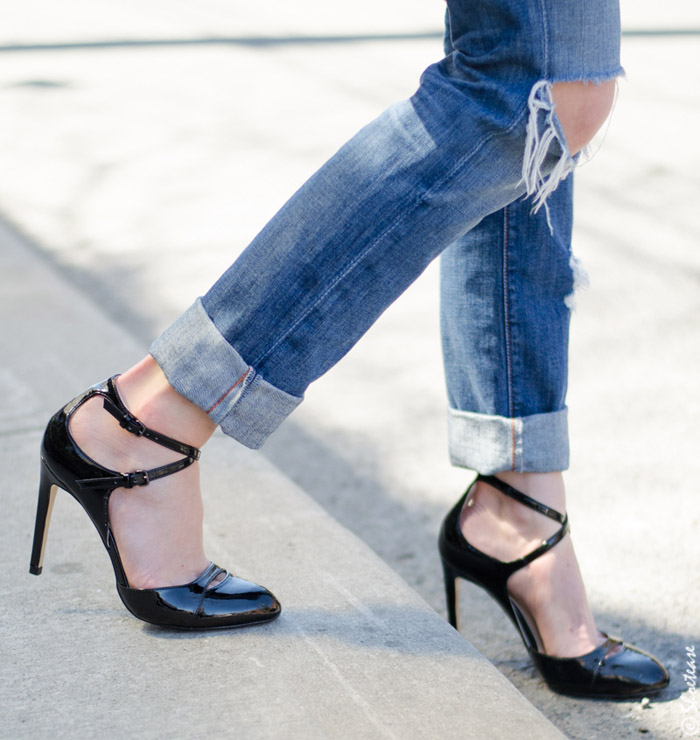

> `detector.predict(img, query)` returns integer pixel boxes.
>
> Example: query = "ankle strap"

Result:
[477,474,566,524]
[476,474,570,571]
[76,376,201,492]
[103,377,201,460]
[77,457,197,491]
[516,513,570,569]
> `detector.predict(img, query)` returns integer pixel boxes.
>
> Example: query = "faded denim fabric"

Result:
[151,0,621,462]
[440,180,574,473]
[440,13,577,473]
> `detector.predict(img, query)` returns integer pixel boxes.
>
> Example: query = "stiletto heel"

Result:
[442,560,460,630]
[438,474,669,699]
[29,462,59,576]
[30,376,281,629]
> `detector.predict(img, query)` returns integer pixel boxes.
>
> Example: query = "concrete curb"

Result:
[0,218,564,738]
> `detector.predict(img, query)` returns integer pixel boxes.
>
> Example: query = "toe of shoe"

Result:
[534,638,669,699]
[198,575,282,626]
[594,642,669,696]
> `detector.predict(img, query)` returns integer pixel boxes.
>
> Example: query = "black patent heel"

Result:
[441,560,460,630]
[438,474,669,699]
[31,376,281,629]
[29,462,59,576]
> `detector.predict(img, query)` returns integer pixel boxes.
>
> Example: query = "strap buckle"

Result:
[119,413,146,436]
[124,470,150,488]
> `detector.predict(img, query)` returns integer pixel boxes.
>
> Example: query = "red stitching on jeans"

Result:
[207,370,250,413]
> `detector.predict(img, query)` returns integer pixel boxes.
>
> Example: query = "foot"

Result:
[459,472,605,658]
[69,357,217,589]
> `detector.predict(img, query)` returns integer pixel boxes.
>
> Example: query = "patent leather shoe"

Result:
[438,474,669,699]
[30,377,281,629]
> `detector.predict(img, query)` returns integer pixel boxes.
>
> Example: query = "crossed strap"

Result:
[191,562,229,592]
[477,474,570,570]
[77,377,201,491]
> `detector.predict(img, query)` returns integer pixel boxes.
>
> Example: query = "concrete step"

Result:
[0,217,564,739]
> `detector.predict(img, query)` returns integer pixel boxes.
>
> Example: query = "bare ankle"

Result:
[117,356,216,448]
[460,472,568,561]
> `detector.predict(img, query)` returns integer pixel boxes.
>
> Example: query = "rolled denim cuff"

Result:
[150,298,302,448]
[447,407,569,474]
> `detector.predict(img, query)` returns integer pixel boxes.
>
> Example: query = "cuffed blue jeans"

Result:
[441,181,574,473]
[151,0,622,473]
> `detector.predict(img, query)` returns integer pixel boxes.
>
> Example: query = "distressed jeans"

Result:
[151,0,622,473]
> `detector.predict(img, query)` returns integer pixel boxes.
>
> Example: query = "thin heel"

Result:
[442,560,460,630]
[29,462,58,576]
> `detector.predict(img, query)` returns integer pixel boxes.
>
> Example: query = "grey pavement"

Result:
[0,215,564,739]
[1,1,699,739]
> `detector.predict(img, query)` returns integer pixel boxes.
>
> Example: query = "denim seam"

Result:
[502,205,516,470]
[251,101,530,370]
[207,369,251,414]
[503,205,513,420]
[537,0,550,78]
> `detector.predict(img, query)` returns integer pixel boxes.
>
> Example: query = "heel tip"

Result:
[29,565,42,576]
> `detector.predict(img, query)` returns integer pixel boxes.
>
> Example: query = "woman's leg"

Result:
[438,7,601,655]
[150,22,618,445]
[441,180,575,475]
[460,471,601,657]
[440,179,601,656]
[74,0,622,589]
[69,357,217,588]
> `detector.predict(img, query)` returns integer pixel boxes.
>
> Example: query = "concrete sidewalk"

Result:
[0,219,564,738]
[0,1,699,738]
